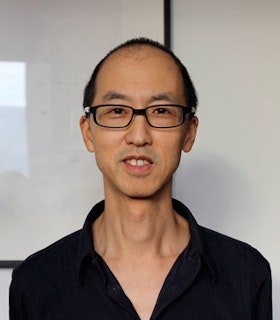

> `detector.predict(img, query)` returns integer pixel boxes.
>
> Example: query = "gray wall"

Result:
[172,1,279,317]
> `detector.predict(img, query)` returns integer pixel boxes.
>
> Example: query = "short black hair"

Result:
[83,38,198,110]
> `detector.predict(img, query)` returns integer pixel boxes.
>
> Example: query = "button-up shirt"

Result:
[10,199,272,319]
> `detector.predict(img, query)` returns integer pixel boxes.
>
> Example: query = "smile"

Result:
[125,159,150,166]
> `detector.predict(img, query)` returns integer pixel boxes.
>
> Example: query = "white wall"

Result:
[172,0,279,317]
[0,0,163,318]
[0,0,163,261]
[0,270,12,320]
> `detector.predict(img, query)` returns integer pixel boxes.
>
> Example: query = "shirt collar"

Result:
[76,199,216,284]
[172,199,216,283]
[76,200,104,284]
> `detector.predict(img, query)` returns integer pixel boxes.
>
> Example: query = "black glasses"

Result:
[84,104,196,129]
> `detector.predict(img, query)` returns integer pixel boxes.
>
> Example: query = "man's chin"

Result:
[122,186,167,201]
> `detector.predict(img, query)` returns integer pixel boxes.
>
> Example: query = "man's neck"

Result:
[92,194,191,320]
[93,195,190,260]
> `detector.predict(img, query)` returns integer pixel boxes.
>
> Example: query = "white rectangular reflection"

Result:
[0,62,26,107]
[0,61,28,175]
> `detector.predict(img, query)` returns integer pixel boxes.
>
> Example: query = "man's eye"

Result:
[154,108,168,114]
[110,108,126,114]
[153,107,170,115]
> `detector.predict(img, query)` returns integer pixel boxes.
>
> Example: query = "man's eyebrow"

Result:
[102,91,128,102]
[149,92,179,104]
[102,91,179,104]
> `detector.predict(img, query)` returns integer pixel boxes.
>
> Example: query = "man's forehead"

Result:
[93,45,185,104]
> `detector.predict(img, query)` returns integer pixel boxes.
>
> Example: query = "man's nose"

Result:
[124,113,152,147]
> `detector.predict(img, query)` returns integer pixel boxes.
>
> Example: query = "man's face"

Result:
[80,46,198,200]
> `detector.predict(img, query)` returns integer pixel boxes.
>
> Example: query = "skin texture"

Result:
[80,45,198,320]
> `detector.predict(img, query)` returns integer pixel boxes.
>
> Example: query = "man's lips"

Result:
[125,159,150,166]
[122,155,153,167]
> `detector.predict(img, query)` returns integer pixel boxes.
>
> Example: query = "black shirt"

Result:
[9,199,272,319]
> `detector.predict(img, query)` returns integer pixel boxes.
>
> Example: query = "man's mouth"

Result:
[125,159,151,167]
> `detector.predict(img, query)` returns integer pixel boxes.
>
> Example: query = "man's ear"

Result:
[182,116,199,153]
[80,115,95,153]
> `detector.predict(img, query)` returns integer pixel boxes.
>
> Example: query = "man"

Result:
[10,38,272,319]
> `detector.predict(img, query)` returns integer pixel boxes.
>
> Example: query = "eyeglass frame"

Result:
[84,104,196,129]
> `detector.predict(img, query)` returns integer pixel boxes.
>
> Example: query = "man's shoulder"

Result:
[174,199,270,272]
[12,230,82,283]
[199,225,270,277]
